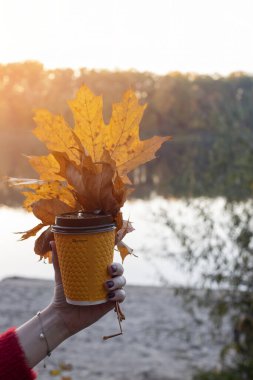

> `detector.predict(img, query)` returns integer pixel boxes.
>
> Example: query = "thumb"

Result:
[50,241,62,286]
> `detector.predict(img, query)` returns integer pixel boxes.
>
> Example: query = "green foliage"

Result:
[162,200,253,379]
[194,357,253,380]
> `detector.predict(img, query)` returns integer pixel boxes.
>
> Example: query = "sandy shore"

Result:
[0,278,229,380]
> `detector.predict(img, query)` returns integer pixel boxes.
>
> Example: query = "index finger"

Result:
[108,262,124,277]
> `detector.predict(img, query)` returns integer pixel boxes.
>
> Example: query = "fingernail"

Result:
[106,280,114,288]
[108,292,115,299]
[111,264,117,273]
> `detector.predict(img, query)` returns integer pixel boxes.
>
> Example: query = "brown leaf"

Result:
[81,160,118,214]
[115,211,123,231]
[34,227,54,259]
[113,174,131,208]
[17,223,45,240]
[52,151,85,194]
[32,198,75,225]
[116,219,135,244]
[117,241,134,263]
[42,251,52,263]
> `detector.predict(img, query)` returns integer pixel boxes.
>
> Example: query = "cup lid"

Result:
[54,212,115,228]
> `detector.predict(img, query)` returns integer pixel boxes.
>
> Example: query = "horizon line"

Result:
[1,60,253,79]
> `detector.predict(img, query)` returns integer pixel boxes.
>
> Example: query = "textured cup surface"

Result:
[52,212,115,305]
[54,230,115,304]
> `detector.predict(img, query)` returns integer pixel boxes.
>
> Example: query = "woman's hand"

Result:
[49,241,126,336]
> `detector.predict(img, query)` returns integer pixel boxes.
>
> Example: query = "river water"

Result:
[0,197,228,286]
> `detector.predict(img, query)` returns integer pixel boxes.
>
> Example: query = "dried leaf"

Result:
[80,159,118,214]
[22,181,77,211]
[33,110,83,164]
[27,154,62,181]
[17,223,45,240]
[117,241,134,263]
[34,227,54,258]
[59,363,73,371]
[41,251,52,263]
[117,135,172,176]
[69,85,106,161]
[6,177,46,188]
[116,219,135,244]
[113,174,132,208]
[115,211,123,231]
[32,198,75,225]
[52,151,85,193]
[106,90,146,165]
[49,369,61,376]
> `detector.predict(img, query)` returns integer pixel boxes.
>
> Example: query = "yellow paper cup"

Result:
[51,212,116,305]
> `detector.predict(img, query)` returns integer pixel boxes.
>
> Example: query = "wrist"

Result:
[39,304,71,351]
[16,304,70,368]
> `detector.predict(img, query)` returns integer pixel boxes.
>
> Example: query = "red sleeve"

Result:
[0,328,37,380]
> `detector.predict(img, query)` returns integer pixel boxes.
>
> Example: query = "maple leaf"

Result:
[21,181,77,211]
[106,90,146,163]
[104,89,171,176]
[33,110,84,164]
[117,135,172,176]
[69,85,106,162]
[27,154,62,181]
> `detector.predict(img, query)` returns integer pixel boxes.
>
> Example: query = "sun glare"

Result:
[0,0,253,75]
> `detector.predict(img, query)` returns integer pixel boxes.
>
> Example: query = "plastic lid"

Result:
[54,212,115,228]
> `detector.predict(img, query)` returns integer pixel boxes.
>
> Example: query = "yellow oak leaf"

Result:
[69,85,106,162]
[33,110,83,164]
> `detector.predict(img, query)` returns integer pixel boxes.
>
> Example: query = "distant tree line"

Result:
[1,61,253,205]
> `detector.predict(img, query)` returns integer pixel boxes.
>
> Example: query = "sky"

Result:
[0,0,253,75]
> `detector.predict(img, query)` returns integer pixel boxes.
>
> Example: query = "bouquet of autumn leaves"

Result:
[8,85,170,263]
